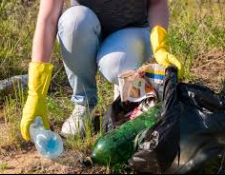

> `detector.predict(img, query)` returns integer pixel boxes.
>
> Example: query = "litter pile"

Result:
[89,65,225,174]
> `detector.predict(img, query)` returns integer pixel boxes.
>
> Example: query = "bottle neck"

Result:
[30,117,45,142]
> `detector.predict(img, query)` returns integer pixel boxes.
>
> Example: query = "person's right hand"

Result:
[20,62,53,141]
[21,95,49,141]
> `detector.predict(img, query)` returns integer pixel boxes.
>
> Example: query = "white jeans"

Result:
[58,6,152,108]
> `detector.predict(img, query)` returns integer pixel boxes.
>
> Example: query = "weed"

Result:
[0,162,9,172]
[0,84,25,151]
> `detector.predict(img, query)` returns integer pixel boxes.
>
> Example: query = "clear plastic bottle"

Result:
[30,117,64,159]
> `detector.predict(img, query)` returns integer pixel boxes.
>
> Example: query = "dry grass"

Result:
[169,0,225,87]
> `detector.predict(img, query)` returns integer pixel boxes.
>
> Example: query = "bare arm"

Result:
[148,0,169,30]
[32,0,64,63]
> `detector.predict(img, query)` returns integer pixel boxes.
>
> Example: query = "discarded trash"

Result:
[103,93,159,133]
[89,104,161,167]
[89,66,225,174]
[129,67,225,174]
[0,75,28,98]
[129,67,180,174]
[119,64,165,102]
[30,117,64,159]
[88,67,179,171]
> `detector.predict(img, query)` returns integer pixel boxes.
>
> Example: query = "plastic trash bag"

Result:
[167,83,225,174]
[102,67,180,172]
[129,67,181,174]
[131,68,225,174]
[103,67,225,174]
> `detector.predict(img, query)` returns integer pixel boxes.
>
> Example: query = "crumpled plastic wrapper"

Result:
[118,64,165,103]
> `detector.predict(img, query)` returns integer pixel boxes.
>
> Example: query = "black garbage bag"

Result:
[103,97,139,132]
[167,83,225,174]
[102,66,225,174]
[128,67,181,174]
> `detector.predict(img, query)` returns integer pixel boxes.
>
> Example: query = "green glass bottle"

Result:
[90,104,162,167]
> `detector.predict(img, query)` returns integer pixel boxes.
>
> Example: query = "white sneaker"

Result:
[61,105,93,138]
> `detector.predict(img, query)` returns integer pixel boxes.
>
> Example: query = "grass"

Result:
[169,0,225,80]
[0,162,9,172]
[0,0,225,174]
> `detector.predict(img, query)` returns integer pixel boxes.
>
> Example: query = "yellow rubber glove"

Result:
[150,26,184,79]
[21,62,53,141]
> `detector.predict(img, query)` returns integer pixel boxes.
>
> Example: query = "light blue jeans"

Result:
[58,6,152,108]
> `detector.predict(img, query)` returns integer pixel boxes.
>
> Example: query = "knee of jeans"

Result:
[98,52,123,85]
[58,6,101,38]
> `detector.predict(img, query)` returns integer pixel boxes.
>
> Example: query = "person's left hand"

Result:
[150,26,184,79]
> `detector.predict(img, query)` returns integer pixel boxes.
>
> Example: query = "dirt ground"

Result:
[0,149,106,174]
[191,50,225,93]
